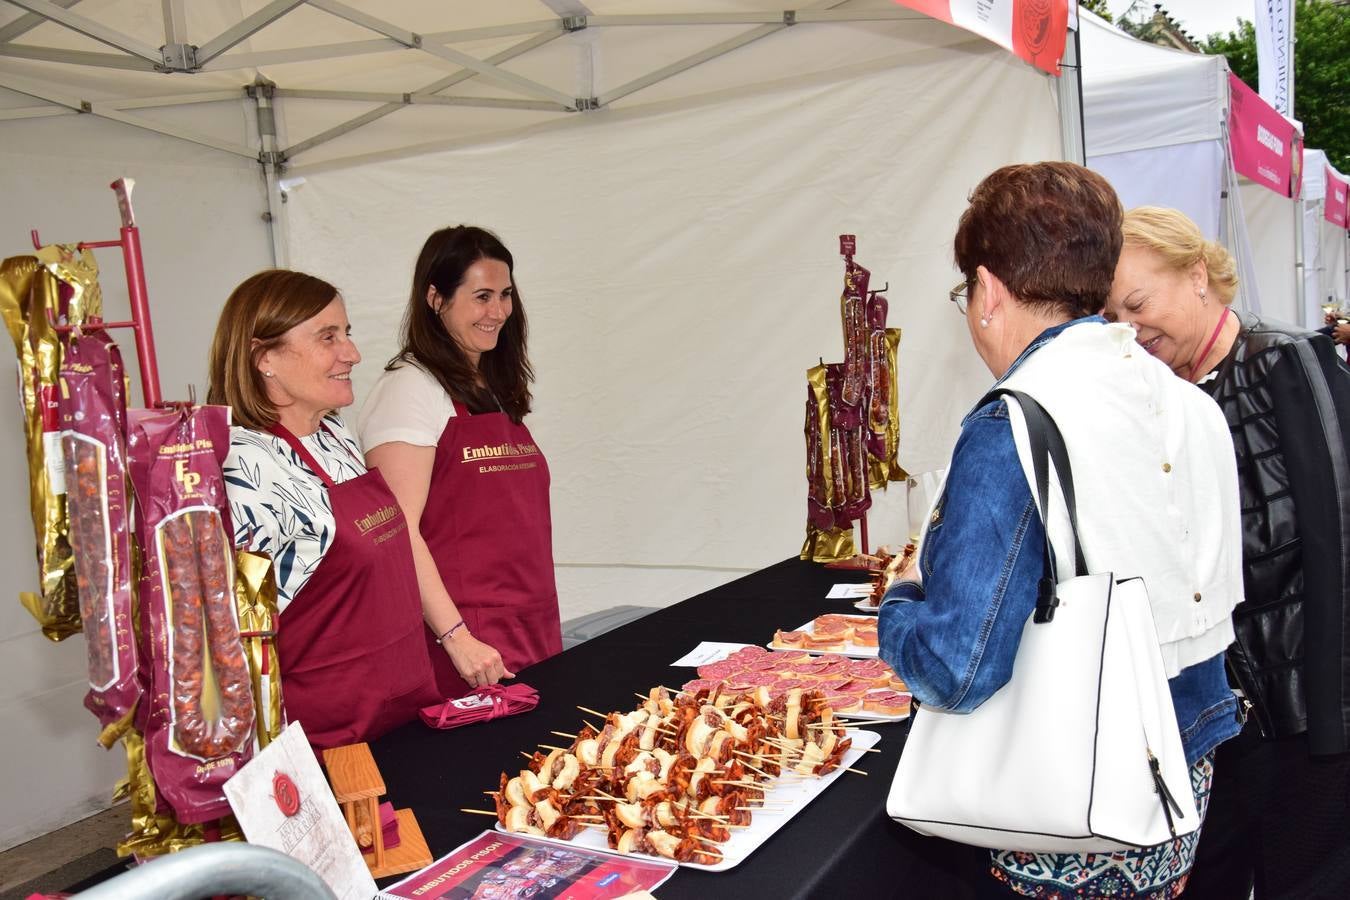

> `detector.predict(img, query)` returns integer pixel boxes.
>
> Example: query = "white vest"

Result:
[997,322,1243,677]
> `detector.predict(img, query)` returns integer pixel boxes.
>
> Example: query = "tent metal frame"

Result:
[1,1,929,149]
[1,0,1079,262]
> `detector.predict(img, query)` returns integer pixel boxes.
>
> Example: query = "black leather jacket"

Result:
[1201,315,1350,755]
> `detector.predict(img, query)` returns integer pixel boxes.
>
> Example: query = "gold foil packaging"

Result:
[0,246,104,639]
[235,549,284,749]
[800,363,857,563]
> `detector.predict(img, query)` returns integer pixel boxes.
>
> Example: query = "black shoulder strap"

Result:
[977,388,1089,623]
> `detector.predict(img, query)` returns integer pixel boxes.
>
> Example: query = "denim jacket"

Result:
[878,317,1240,765]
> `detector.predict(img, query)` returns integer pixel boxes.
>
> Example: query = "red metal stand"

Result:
[29,178,163,407]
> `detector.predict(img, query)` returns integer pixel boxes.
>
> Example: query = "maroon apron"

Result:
[270,424,438,750]
[421,401,562,697]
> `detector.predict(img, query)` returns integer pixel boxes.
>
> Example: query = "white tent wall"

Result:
[1239,178,1300,326]
[286,43,1062,621]
[1088,141,1225,239]
[1324,222,1348,305]
[0,105,274,850]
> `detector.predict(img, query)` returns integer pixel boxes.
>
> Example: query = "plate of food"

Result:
[482,684,882,871]
[684,645,911,720]
[770,614,880,659]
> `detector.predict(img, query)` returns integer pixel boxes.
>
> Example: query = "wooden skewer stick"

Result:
[461,808,500,817]
[483,790,500,796]
[844,767,868,776]
[539,744,569,752]
[551,731,577,739]
[578,705,610,720]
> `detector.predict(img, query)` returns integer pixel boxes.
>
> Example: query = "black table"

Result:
[371,558,996,899]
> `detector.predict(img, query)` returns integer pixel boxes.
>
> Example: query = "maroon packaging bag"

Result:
[127,404,254,823]
[864,290,890,460]
[826,364,871,524]
[58,328,141,745]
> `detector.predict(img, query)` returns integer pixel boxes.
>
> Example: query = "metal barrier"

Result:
[73,843,337,900]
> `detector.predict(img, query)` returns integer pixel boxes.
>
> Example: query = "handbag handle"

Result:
[978,388,1089,622]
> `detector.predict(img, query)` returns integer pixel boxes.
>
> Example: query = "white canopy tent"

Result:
[1300,148,1349,326]
[1079,9,1305,322]
[0,0,1072,847]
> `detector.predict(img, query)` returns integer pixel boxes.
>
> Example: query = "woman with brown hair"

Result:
[359,226,561,698]
[879,164,1244,897]
[209,269,436,750]
[1107,207,1350,898]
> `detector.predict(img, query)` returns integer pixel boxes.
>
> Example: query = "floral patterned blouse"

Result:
[222,413,366,613]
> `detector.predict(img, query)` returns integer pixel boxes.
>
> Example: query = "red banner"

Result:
[1326,166,1349,229]
[1228,73,1302,198]
[893,0,1069,75]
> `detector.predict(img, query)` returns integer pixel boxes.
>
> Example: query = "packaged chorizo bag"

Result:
[127,404,255,823]
[0,246,103,639]
[59,328,140,745]
[839,260,871,408]
[863,287,905,488]
[826,363,870,523]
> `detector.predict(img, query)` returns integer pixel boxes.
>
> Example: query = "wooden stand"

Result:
[323,743,431,879]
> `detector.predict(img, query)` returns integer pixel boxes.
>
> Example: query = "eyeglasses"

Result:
[949,280,970,314]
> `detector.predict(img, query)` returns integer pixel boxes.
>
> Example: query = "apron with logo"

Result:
[421,401,562,697]
[270,424,437,749]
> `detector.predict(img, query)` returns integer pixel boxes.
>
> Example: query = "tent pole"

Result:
[1056,24,1085,164]
[251,80,290,268]
[1295,191,1306,325]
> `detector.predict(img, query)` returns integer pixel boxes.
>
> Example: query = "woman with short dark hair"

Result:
[360,226,562,698]
[879,163,1244,897]
[208,269,436,749]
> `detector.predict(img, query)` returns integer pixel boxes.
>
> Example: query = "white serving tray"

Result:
[852,598,881,614]
[495,729,880,872]
[767,617,880,659]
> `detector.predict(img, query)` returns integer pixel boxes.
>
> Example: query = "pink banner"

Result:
[1326,166,1349,229]
[1228,73,1302,198]
[893,0,1069,75]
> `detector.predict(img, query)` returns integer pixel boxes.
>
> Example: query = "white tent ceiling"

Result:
[0,0,990,174]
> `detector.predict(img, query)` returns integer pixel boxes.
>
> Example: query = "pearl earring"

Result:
[979,317,990,329]
[264,371,274,377]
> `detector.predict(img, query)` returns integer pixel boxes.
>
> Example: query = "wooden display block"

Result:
[323,742,432,879]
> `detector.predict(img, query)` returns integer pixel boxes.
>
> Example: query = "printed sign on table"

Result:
[376,831,676,900]
[224,722,378,900]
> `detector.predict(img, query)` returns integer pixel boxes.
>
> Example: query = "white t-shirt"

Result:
[223,414,367,613]
[358,362,458,451]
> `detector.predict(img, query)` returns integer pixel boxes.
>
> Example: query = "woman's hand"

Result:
[1334,322,1350,346]
[445,629,515,687]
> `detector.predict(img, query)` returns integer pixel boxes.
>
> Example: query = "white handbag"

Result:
[885,390,1198,853]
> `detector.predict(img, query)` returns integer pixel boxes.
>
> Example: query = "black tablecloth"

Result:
[371,558,997,899]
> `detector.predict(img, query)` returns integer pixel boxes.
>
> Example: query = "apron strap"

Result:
[269,423,337,489]
[451,399,470,418]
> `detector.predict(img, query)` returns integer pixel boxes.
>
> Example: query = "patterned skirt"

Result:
[989,754,1216,899]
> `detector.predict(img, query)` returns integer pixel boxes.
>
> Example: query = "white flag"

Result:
[1255,0,1294,116]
